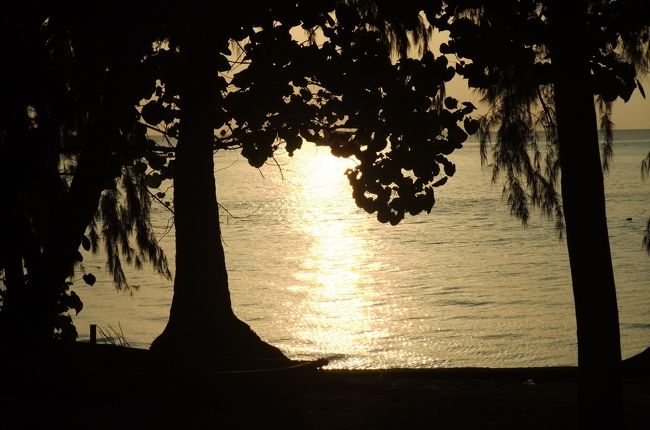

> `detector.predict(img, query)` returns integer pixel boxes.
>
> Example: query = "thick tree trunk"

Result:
[550,1,623,428]
[150,25,288,366]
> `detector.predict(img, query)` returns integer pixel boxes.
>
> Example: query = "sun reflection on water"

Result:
[286,145,390,366]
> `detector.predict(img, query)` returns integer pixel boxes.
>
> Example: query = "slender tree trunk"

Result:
[150,24,288,366]
[0,194,27,308]
[1,103,34,314]
[1,136,27,301]
[0,96,113,340]
[40,134,112,282]
[550,1,623,427]
[29,126,115,339]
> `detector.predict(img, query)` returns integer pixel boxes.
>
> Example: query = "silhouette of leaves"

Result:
[82,273,96,286]
[141,101,166,126]
[145,173,162,189]
[222,12,476,225]
[66,291,83,315]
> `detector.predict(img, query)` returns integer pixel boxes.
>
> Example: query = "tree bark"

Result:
[549,1,624,427]
[150,24,288,366]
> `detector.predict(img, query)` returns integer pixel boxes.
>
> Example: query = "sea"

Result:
[73,129,650,369]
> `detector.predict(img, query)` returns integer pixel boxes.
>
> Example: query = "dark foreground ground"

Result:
[1,343,648,429]
[302,368,648,429]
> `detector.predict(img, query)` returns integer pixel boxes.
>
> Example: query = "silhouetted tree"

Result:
[148,16,290,363]
[146,2,476,364]
[548,3,623,424]
[427,1,649,426]
[1,2,473,366]
[0,7,170,342]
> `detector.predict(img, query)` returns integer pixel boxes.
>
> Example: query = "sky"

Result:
[447,72,650,130]
[610,80,650,129]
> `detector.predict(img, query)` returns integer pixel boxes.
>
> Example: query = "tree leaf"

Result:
[81,236,91,251]
[299,87,312,101]
[432,176,448,187]
[147,153,166,171]
[462,101,477,110]
[216,54,232,72]
[133,161,148,175]
[444,97,458,110]
[141,101,165,126]
[83,273,96,286]
[443,66,455,82]
[68,291,83,315]
[637,79,646,99]
[443,161,456,176]
[145,173,162,189]
[464,118,480,135]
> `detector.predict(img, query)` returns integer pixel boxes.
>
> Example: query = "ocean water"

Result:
[73,130,650,369]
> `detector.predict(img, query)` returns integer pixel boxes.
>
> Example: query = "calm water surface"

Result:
[74,130,650,368]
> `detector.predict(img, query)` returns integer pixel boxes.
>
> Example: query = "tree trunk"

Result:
[1,179,27,302]
[150,24,288,367]
[550,1,624,427]
[40,133,112,281]
[28,126,115,339]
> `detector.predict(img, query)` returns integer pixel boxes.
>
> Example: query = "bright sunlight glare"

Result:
[286,145,390,365]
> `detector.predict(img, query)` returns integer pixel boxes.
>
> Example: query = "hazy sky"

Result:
[611,80,650,129]
[447,75,650,130]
